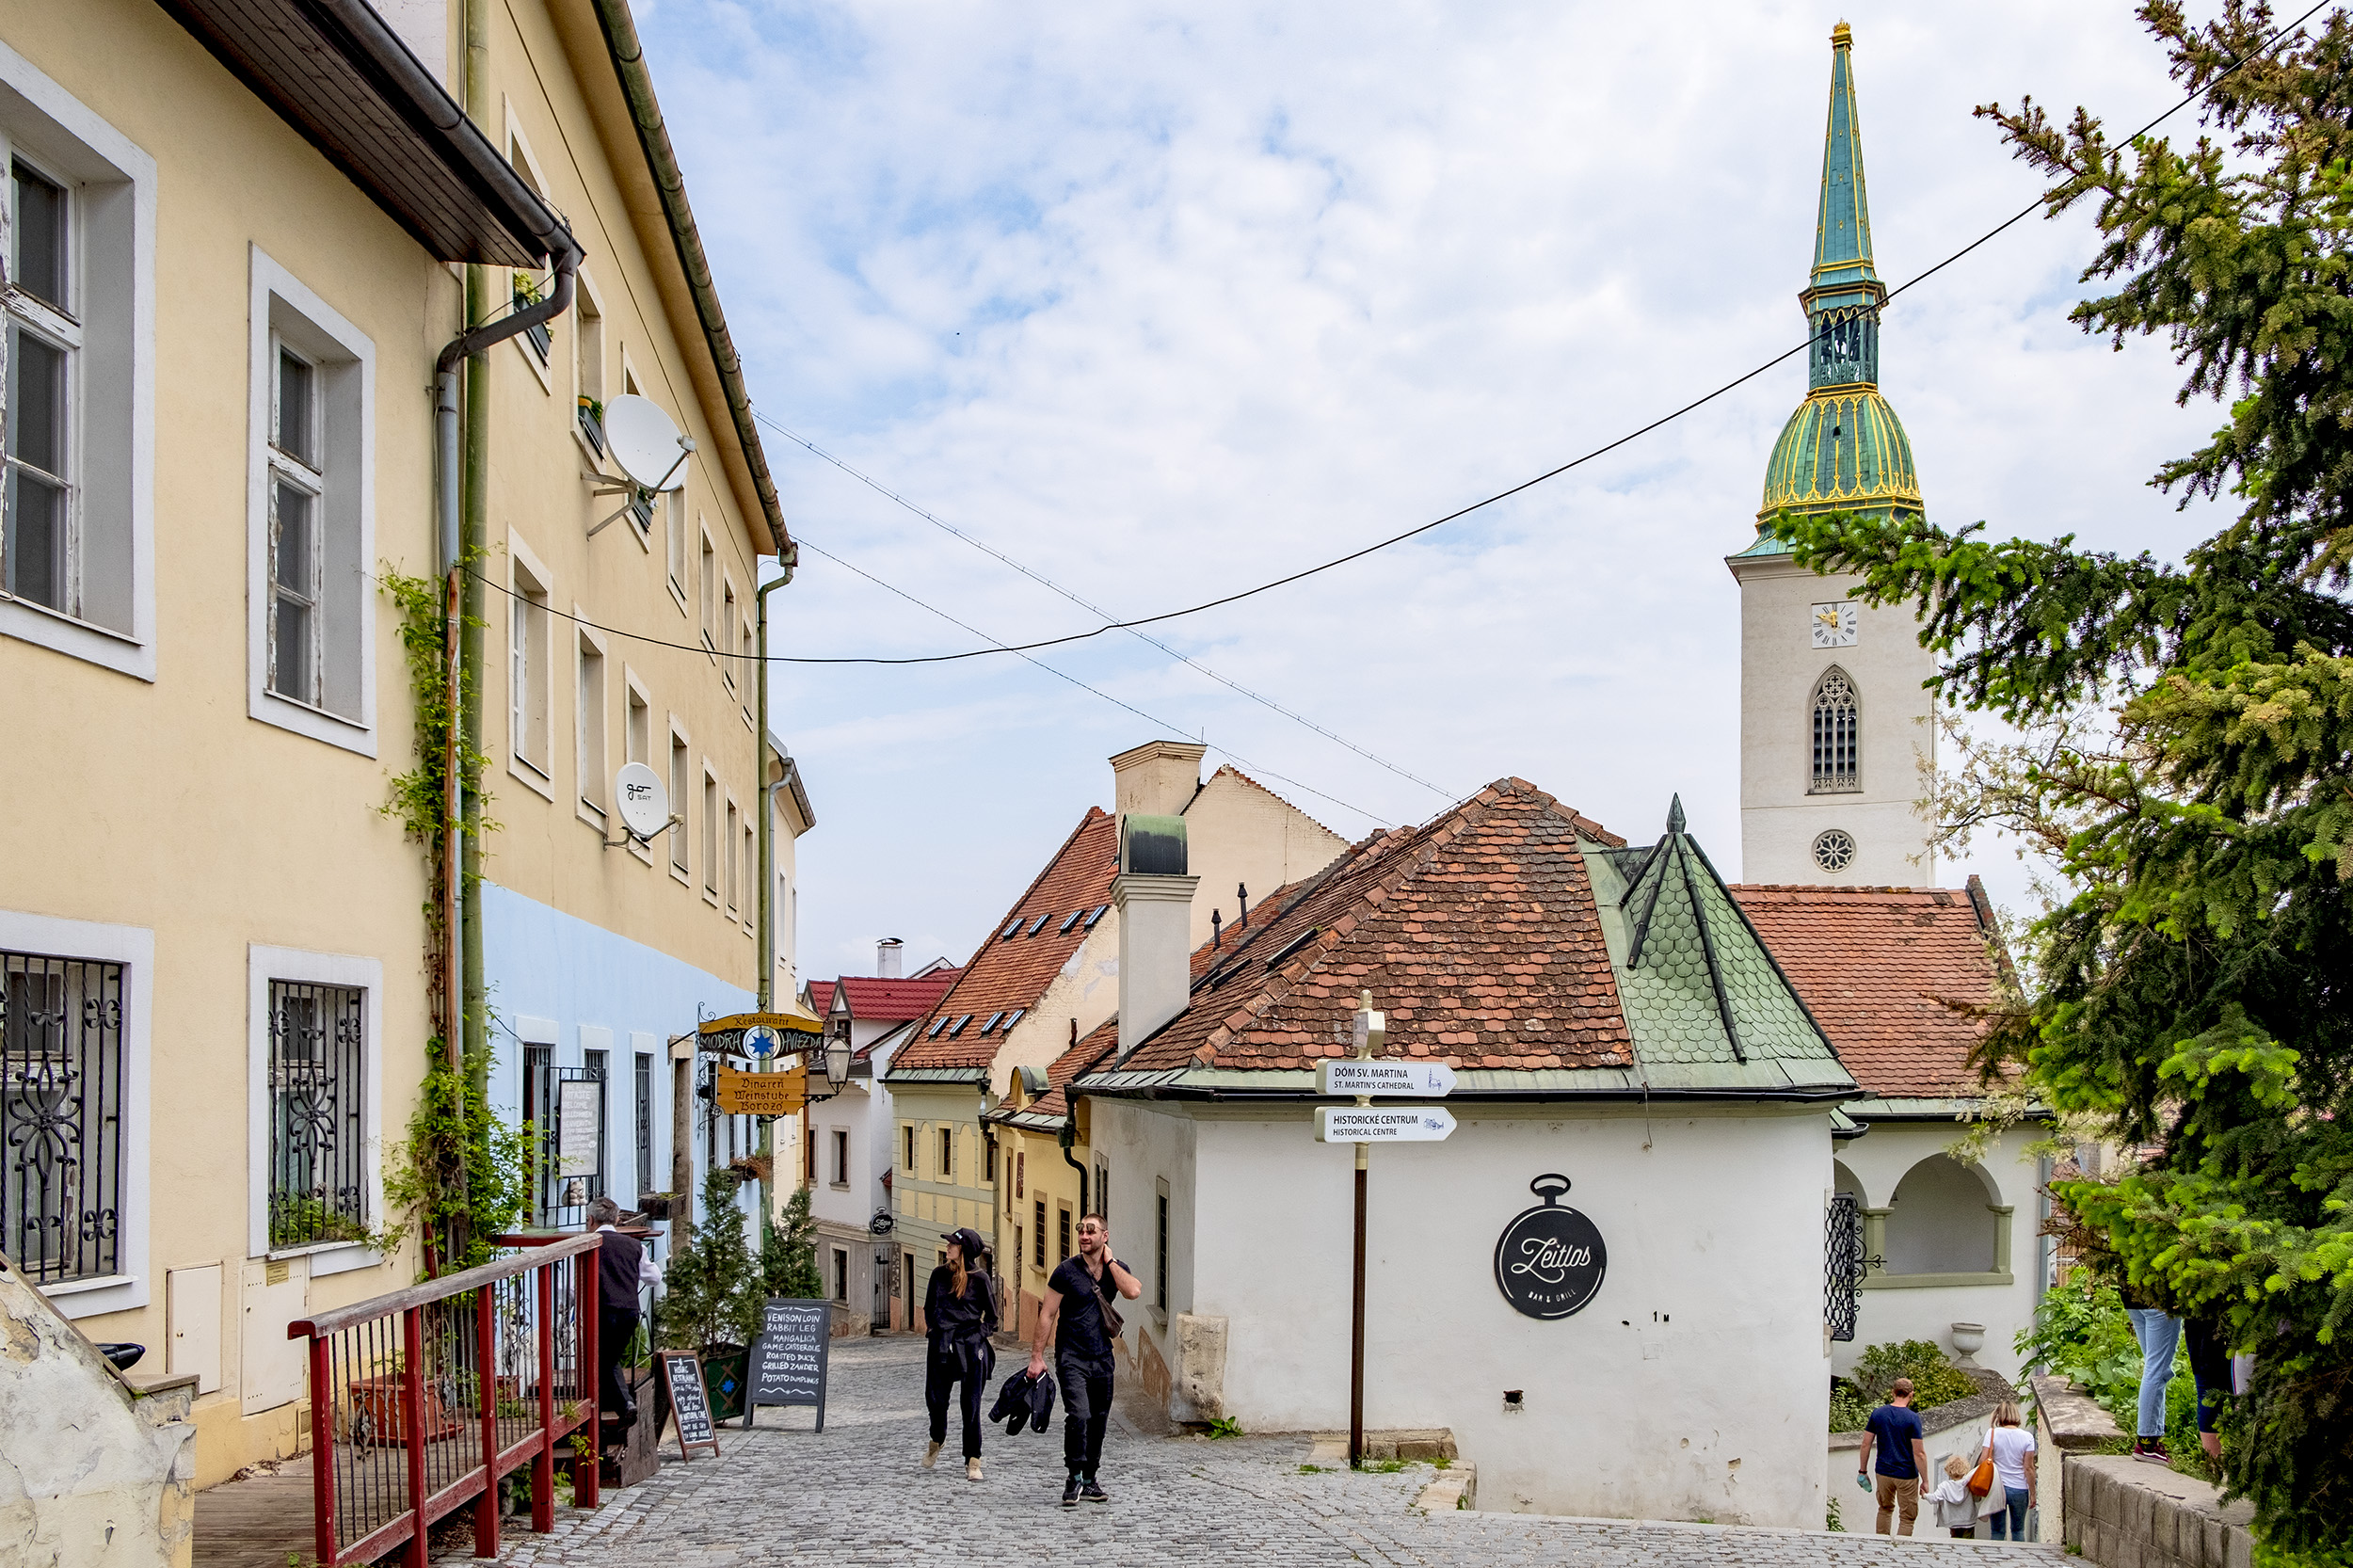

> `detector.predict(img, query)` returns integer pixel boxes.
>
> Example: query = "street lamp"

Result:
[821,1030,853,1095]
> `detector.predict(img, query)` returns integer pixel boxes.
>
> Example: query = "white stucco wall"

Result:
[1731,553,1938,886]
[1833,1120,2047,1382]
[1103,1099,1837,1528]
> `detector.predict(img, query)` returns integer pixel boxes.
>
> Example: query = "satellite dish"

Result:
[602,394,691,491]
[615,761,669,840]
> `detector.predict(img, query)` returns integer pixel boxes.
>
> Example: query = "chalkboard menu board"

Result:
[659,1351,720,1458]
[746,1299,831,1432]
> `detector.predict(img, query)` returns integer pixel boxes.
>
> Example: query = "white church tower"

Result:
[1727,23,1935,887]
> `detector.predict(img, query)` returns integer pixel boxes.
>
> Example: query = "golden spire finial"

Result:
[1832,20,1853,47]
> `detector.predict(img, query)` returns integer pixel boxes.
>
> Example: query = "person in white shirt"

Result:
[1980,1400,2038,1541]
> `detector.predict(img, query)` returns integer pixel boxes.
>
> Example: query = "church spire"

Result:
[1808,23,1881,312]
[1801,22,1886,391]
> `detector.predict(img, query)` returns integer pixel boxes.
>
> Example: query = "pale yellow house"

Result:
[884,741,1347,1331]
[0,0,798,1490]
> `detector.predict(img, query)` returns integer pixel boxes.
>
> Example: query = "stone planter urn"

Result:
[1950,1322,1986,1368]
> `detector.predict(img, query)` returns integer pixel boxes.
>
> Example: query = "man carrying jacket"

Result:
[1027,1212,1143,1507]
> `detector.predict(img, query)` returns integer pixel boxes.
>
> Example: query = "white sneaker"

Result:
[967,1458,984,1482]
[922,1441,940,1469]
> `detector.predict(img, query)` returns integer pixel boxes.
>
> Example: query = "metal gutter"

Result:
[583,0,788,554]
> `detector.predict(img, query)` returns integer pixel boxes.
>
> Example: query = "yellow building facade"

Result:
[0,0,791,1488]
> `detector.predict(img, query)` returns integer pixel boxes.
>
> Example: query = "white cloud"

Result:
[639,0,2236,973]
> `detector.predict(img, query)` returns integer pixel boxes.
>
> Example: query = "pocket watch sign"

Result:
[1494,1174,1607,1320]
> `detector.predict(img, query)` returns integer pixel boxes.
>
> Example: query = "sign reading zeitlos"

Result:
[1493,1173,1607,1320]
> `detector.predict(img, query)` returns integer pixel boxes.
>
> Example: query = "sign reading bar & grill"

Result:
[1493,1173,1607,1320]
[1314,1106,1455,1143]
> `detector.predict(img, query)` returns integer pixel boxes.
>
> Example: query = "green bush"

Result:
[658,1169,761,1352]
[760,1183,822,1301]
[1850,1340,1977,1409]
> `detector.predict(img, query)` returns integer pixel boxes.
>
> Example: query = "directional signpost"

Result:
[1322,992,1453,1469]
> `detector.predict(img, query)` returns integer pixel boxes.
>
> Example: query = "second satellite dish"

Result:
[614,761,670,840]
[602,394,692,491]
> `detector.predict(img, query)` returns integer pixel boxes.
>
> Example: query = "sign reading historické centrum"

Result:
[1493,1174,1607,1320]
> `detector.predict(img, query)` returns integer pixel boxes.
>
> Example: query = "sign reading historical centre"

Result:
[1314,1105,1456,1144]
[1493,1173,1607,1320]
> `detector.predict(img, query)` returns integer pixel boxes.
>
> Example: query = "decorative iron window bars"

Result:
[2,951,124,1284]
[1810,667,1861,793]
[530,1054,606,1228]
[268,980,367,1250]
[1826,1192,1865,1342]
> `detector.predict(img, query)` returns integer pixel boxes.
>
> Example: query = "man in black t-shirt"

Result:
[1027,1212,1142,1507]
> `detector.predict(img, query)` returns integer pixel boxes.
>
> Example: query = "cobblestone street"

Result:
[440,1336,2057,1567]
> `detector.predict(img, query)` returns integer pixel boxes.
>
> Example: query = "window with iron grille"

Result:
[1057,1206,1071,1262]
[1810,666,1860,793]
[2,951,124,1284]
[1033,1199,1045,1267]
[1157,1188,1169,1313]
[634,1051,654,1196]
[1826,1192,1865,1342]
[265,979,365,1251]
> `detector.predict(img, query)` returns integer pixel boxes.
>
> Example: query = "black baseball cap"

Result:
[942,1226,987,1259]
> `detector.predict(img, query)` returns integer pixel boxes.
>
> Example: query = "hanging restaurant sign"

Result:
[714,1064,807,1116]
[697,1008,824,1059]
[1493,1173,1607,1320]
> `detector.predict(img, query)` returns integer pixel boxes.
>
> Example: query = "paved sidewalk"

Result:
[440,1336,2057,1566]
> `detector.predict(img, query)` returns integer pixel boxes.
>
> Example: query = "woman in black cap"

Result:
[922,1226,998,1480]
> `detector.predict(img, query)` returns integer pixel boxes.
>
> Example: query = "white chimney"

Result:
[1110,739,1208,820]
[876,937,903,979]
[1114,814,1198,1063]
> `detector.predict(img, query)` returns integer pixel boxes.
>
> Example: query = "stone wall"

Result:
[2063,1456,2252,1568]
[0,1252,198,1568]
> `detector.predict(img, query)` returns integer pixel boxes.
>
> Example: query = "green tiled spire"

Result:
[1808,22,1881,320]
[1583,804,1846,1080]
[1741,22,1924,545]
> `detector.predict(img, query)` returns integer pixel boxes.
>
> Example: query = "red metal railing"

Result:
[287,1232,601,1566]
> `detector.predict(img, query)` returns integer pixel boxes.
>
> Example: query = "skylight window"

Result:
[982,1012,1004,1033]
[1057,910,1083,934]
[1001,1008,1026,1032]
[1024,914,1049,936]
[1000,917,1024,939]
[1082,904,1110,929]
[925,1017,949,1038]
[949,1014,974,1036]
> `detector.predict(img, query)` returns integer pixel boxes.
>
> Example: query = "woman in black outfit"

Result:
[922,1226,998,1480]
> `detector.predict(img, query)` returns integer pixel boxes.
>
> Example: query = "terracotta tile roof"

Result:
[890,808,1119,1073]
[1727,880,2009,1097]
[827,973,963,1023]
[1108,778,1640,1074]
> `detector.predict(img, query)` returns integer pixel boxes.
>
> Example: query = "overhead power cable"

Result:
[755,411,1460,801]
[735,0,2330,669]
[466,560,1394,826]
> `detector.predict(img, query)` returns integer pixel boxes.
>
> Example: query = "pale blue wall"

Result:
[479,881,754,1235]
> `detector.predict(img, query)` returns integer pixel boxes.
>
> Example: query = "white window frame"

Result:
[701,765,721,904]
[247,945,383,1275]
[507,532,553,797]
[719,576,739,693]
[622,671,653,865]
[668,718,693,884]
[502,105,553,392]
[741,817,756,934]
[574,613,608,828]
[664,491,688,612]
[724,793,741,917]
[0,907,152,1318]
[573,269,608,465]
[246,248,376,751]
[0,41,156,681]
[697,526,716,652]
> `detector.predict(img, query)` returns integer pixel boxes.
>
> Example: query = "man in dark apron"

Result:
[586,1196,659,1446]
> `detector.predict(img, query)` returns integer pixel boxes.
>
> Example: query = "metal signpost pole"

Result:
[1349,991,1381,1470]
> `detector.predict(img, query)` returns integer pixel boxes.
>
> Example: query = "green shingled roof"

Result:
[1584,799,1852,1092]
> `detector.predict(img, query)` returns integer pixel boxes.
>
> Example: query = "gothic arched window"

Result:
[1810,666,1859,793]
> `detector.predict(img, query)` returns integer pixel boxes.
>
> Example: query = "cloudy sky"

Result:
[630,0,2235,987]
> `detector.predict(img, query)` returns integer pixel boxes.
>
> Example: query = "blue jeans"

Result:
[2127,1308,2180,1438]
[1989,1485,2030,1539]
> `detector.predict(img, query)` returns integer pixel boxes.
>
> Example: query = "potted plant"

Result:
[657,1168,761,1423]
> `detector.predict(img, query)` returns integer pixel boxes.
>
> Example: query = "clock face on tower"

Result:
[1810,601,1858,648]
